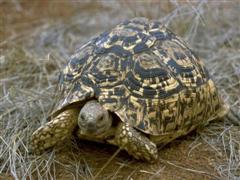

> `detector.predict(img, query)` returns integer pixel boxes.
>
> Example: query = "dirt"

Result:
[0,1,239,180]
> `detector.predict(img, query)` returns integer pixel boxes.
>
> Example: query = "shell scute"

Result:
[53,17,223,136]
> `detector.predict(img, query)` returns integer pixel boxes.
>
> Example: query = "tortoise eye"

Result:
[80,114,85,120]
[98,115,104,122]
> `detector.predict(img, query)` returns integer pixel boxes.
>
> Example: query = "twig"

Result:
[159,158,221,179]
[94,148,121,179]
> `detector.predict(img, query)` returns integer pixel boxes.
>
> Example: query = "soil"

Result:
[1,1,239,180]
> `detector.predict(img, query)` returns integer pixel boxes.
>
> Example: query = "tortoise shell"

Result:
[52,17,223,136]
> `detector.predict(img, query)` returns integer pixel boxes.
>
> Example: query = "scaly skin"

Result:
[30,109,79,154]
[31,100,237,162]
[76,121,159,162]
[114,122,158,162]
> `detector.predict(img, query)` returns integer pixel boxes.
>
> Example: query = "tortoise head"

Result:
[78,100,112,135]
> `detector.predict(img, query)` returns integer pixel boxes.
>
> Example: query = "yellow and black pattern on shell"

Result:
[53,17,223,136]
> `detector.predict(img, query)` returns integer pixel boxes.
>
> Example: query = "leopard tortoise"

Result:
[30,17,237,162]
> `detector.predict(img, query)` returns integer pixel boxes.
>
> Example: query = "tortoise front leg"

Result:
[114,122,158,162]
[30,109,79,154]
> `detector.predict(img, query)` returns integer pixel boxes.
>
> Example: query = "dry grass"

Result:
[0,0,240,179]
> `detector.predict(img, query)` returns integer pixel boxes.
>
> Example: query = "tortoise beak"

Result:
[86,122,97,134]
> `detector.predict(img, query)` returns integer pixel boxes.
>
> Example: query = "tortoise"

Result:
[30,17,238,162]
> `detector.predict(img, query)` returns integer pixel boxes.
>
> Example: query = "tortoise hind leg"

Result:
[214,103,240,125]
[113,122,158,162]
[30,109,79,154]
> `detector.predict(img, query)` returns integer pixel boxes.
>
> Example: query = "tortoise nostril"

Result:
[78,113,87,127]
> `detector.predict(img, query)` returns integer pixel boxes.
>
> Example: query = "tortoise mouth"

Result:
[79,123,110,136]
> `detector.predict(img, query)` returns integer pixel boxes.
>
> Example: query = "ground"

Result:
[0,1,240,179]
